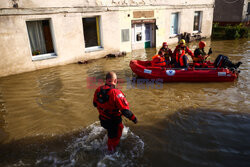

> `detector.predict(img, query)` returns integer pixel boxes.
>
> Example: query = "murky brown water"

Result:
[0,38,249,167]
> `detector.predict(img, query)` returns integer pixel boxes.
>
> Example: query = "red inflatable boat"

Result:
[130,60,239,82]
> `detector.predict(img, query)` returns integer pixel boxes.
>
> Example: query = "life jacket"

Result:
[160,47,172,60]
[95,85,122,120]
[152,55,166,67]
[176,49,186,67]
[194,48,206,57]
[193,48,206,62]
[176,45,187,53]
[97,86,112,104]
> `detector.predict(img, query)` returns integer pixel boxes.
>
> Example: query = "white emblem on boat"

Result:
[166,70,176,76]
[227,74,231,77]
[218,72,226,76]
[144,69,152,74]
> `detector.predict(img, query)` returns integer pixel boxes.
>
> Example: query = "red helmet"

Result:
[162,42,168,47]
[199,41,206,48]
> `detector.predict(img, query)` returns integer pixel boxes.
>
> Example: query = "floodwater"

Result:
[0,38,249,167]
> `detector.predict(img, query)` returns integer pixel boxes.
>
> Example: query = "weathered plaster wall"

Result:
[0,16,33,76]
[0,12,121,77]
[0,14,80,76]
[0,0,214,8]
[0,0,215,77]
[101,12,121,52]
[155,7,214,47]
[117,5,214,51]
[119,10,133,52]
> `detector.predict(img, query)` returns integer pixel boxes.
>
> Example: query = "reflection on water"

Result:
[137,109,250,167]
[0,90,8,143]
[35,71,69,113]
[0,38,249,166]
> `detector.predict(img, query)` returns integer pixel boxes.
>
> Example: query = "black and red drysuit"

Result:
[93,84,137,151]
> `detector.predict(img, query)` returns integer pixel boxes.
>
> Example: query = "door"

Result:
[131,21,156,50]
[145,24,151,48]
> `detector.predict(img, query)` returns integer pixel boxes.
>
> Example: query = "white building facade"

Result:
[0,0,215,77]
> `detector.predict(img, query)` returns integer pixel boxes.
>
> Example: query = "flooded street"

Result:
[0,38,249,167]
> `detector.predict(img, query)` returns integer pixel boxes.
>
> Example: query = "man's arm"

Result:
[114,90,137,124]
[173,47,178,56]
[186,47,194,57]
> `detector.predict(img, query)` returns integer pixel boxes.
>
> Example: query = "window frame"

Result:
[193,11,203,33]
[132,23,151,44]
[135,23,144,43]
[170,12,180,37]
[121,29,130,42]
[26,18,57,61]
[247,2,250,15]
[82,16,103,53]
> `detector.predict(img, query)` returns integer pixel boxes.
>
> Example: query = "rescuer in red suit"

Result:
[93,72,137,152]
[159,42,173,64]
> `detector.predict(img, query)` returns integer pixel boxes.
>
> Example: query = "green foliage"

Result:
[212,23,248,40]
[213,23,219,28]
[238,26,248,38]
[225,26,240,39]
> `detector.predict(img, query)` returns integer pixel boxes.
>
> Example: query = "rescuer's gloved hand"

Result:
[208,48,212,55]
[198,55,203,60]
[132,116,138,124]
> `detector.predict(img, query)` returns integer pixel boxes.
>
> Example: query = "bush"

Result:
[225,26,240,39]
[212,23,248,39]
[238,27,248,38]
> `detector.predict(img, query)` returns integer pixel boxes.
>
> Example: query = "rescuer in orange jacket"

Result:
[152,50,167,67]
[93,72,137,152]
[173,39,194,68]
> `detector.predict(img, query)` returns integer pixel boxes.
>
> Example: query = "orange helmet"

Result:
[162,42,168,47]
[199,41,206,48]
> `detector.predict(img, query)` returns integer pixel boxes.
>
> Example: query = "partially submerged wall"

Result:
[0,0,215,77]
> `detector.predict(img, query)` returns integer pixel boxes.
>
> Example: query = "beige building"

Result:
[0,0,215,77]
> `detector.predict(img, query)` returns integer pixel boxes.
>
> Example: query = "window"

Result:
[247,2,250,15]
[193,11,202,32]
[26,20,56,61]
[132,23,153,43]
[121,29,130,42]
[170,13,179,36]
[82,16,102,52]
[135,24,143,42]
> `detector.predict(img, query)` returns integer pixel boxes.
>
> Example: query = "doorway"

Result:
[131,20,156,50]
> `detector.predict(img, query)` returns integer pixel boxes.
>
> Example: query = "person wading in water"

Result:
[93,72,137,152]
